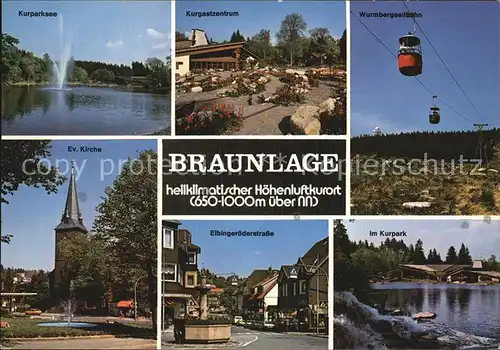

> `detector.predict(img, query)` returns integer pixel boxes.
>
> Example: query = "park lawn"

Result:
[0,317,154,339]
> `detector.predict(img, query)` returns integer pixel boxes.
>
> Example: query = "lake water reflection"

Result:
[373,283,500,340]
[1,86,170,135]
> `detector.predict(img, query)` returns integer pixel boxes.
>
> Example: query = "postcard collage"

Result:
[1,0,499,349]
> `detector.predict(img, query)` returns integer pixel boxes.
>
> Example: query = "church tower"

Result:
[51,163,88,297]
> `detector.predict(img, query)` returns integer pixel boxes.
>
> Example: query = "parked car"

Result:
[25,309,42,315]
[233,316,243,325]
[252,321,264,330]
[263,322,276,331]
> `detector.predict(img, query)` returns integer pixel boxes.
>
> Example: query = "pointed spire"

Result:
[55,161,87,232]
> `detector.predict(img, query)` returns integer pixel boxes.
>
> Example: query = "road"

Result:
[162,326,328,349]
[4,337,156,349]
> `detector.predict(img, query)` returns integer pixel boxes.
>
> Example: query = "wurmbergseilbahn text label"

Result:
[162,139,346,215]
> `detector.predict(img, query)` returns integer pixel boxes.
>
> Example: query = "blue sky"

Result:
[176,1,345,44]
[346,219,500,260]
[2,1,171,65]
[351,1,500,136]
[1,140,156,270]
[177,220,329,277]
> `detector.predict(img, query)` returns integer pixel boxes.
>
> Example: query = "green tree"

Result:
[445,246,458,264]
[339,29,346,62]
[457,243,473,265]
[90,68,115,83]
[59,231,118,307]
[485,255,499,271]
[247,29,273,62]
[1,141,66,243]
[42,53,53,82]
[276,13,307,66]
[145,57,168,88]
[1,33,22,83]
[175,31,188,41]
[70,66,89,83]
[307,28,336,65]
[93,150,158,328]
[412,239,427,264]
[333,220,369,293]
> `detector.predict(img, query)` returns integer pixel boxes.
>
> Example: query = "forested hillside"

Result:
[1,33,170,91]
[351,130,500,215]
[352,129,500,162]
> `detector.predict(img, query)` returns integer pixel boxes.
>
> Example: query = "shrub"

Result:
[321,90,347,135]
[480,187,495,209]
[176,105,243,135]
[278,74,302,85]
[267,85,306,106]
[218,76,266,98]
[306,71,320,87]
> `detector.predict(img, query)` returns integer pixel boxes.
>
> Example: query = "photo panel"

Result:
[1,139,158,347]
[160,219,330,349]
[162,138,346,216]
[2,1,171,136]
[174,1,346,136]
[349,1,500,215]
[333,218,500,349]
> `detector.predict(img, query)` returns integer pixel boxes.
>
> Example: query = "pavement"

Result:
[176,75,338,135]
[2,337,156,349]
[161,326,328,349]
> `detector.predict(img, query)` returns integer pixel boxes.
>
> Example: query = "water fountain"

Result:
[48,14,72,91]
[179,274,231,344]
[37,281,97,328]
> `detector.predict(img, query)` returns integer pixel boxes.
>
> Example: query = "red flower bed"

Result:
[176,104,244,135]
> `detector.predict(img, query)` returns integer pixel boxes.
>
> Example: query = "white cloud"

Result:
[105,40,123,48]
[137,34,142,38]
[146,28,169,40]
[184,31,191,38]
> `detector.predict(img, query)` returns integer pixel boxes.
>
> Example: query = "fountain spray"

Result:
[52,14,72,90]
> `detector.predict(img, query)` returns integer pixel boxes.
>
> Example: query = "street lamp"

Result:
[134,275,147,319]
[288,257,328,335]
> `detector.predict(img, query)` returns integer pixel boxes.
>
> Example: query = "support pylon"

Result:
[473,123,489,166]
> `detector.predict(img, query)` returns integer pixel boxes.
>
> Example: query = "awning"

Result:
[117,300,133,308]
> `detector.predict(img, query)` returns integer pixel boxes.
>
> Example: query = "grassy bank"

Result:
[351,148,500,215]
[0,317,154,339]
[4,82,170,94]
[372,279,500,285]
[7,81,122,88]
[149,127,170,135]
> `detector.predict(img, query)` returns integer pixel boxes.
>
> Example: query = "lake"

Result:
[1,86,170,135]
[373,282,500,347]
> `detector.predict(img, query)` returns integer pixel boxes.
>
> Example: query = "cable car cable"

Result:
[351,10,477,125]
[401,0,488,124]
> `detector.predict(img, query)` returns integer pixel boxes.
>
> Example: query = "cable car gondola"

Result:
[429,95,440,124]
[397,30,422,77]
